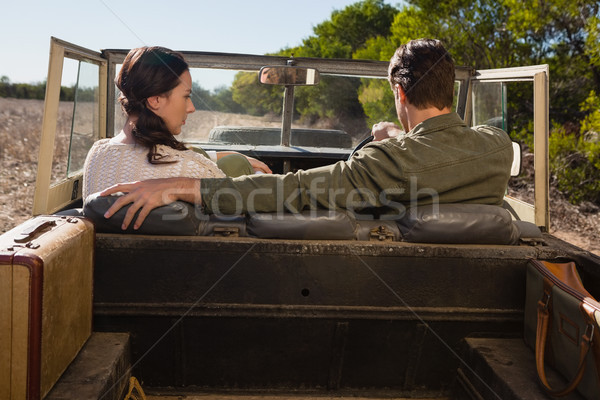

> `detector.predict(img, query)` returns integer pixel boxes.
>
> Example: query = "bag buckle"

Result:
[541,292,551,310]
[585,323,595,342]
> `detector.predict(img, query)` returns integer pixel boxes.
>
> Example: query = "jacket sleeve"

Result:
[200,143,409,215]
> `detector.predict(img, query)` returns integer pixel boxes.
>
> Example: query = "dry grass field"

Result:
[1,98,49,232]
[1,97,598,255]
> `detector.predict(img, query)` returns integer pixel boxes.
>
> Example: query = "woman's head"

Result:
[116,46,194,161]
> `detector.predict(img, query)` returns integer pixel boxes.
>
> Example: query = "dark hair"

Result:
[116,46,189,163]
[388,39,455,110]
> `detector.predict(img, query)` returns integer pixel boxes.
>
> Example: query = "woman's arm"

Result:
[216,151,272,174]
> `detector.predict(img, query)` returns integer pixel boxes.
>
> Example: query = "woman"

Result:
[83,46,270,200]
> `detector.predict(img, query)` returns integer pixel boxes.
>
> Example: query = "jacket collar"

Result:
[407,112,466,137]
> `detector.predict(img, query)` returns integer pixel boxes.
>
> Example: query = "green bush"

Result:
[358,79,397,126]
[549,91,600,204]
[0,76,76,101]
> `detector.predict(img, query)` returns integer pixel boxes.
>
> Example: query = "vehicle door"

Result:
[466,65,550,230]
[33,37,107,215]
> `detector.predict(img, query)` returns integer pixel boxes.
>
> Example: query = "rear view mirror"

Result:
[259,66,320,86]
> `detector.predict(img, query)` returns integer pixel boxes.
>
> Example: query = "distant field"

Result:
[0,97,598,255]
[1,98,49,233]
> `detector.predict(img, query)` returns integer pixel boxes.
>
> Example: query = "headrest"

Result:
[247,210,356,240]
[83,192,203,235]
[397,203,521,245]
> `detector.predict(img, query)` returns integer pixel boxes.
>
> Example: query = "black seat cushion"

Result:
[247,210,356,240]
[83,192,204,235]
[397,204,521,244]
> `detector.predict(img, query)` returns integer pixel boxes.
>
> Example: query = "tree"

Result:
[226,0,399,134]
[231,71,283,116]
[271,0,399,132]
[286,0,397,59]
[0,76,9,97]
[354,0,599,129]
[211,86,245,114]
[502,0,600,125]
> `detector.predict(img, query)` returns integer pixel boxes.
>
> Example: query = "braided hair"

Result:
[116,46,189,164]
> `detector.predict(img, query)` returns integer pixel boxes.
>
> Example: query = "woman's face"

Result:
[153,70,195,135]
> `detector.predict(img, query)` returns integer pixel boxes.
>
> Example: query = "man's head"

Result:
[388,39,455,111]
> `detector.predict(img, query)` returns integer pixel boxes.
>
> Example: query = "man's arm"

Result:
[100,177,201,230]
[201,144,408,216]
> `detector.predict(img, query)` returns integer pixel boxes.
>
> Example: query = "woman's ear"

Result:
[146,95,161,111]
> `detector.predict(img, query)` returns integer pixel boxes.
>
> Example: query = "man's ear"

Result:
[395,84,406,103]
[146,95,161,111]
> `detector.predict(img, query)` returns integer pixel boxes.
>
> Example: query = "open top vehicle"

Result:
[2,37,599,400]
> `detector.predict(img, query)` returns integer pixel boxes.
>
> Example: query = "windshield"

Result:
[112,67,393,149]
[182,71,393,147]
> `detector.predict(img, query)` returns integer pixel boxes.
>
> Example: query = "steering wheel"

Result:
[348,134,374,160]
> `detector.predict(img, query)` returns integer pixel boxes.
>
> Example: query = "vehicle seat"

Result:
[82,193,542,245]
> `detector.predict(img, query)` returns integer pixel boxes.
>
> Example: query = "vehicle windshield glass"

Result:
[182,68,283,143]
[179,69,392,147]
[50,58,98,185]
[471,81,507,130]
[68,61,99,176]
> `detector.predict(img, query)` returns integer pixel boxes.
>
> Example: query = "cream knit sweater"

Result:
[83,138,225,200]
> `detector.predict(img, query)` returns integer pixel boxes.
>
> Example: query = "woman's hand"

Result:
[215,151,272,174]
[100,177,201,230]
[245,156,272,174]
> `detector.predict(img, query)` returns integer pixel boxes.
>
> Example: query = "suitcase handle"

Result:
[15,219,57,243]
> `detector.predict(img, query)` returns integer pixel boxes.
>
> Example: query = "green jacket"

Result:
[201,113,513,216]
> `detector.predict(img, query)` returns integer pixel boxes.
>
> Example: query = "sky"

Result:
[1,0,399,88]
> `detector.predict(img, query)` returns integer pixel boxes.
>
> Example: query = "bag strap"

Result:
[535,291,593,396]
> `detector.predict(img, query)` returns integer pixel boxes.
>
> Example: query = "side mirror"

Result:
[258,66,320,86]
[511,141,522,177]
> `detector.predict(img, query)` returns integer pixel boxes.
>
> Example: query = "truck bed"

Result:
[89,232,600,396]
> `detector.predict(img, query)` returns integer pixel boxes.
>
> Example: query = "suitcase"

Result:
[0,215,94,400]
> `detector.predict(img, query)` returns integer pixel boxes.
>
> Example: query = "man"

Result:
[101,38,513,230]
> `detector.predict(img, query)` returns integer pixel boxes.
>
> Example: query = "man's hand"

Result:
[371,122,403,141]
[99,177,201,230]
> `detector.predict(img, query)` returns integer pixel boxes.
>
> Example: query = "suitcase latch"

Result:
[5,242,41,251]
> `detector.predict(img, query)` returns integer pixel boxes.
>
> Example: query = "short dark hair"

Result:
[116,46,189,162]
[388,39,455,110]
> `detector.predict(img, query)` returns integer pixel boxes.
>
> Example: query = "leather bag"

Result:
[524,259,600,399]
